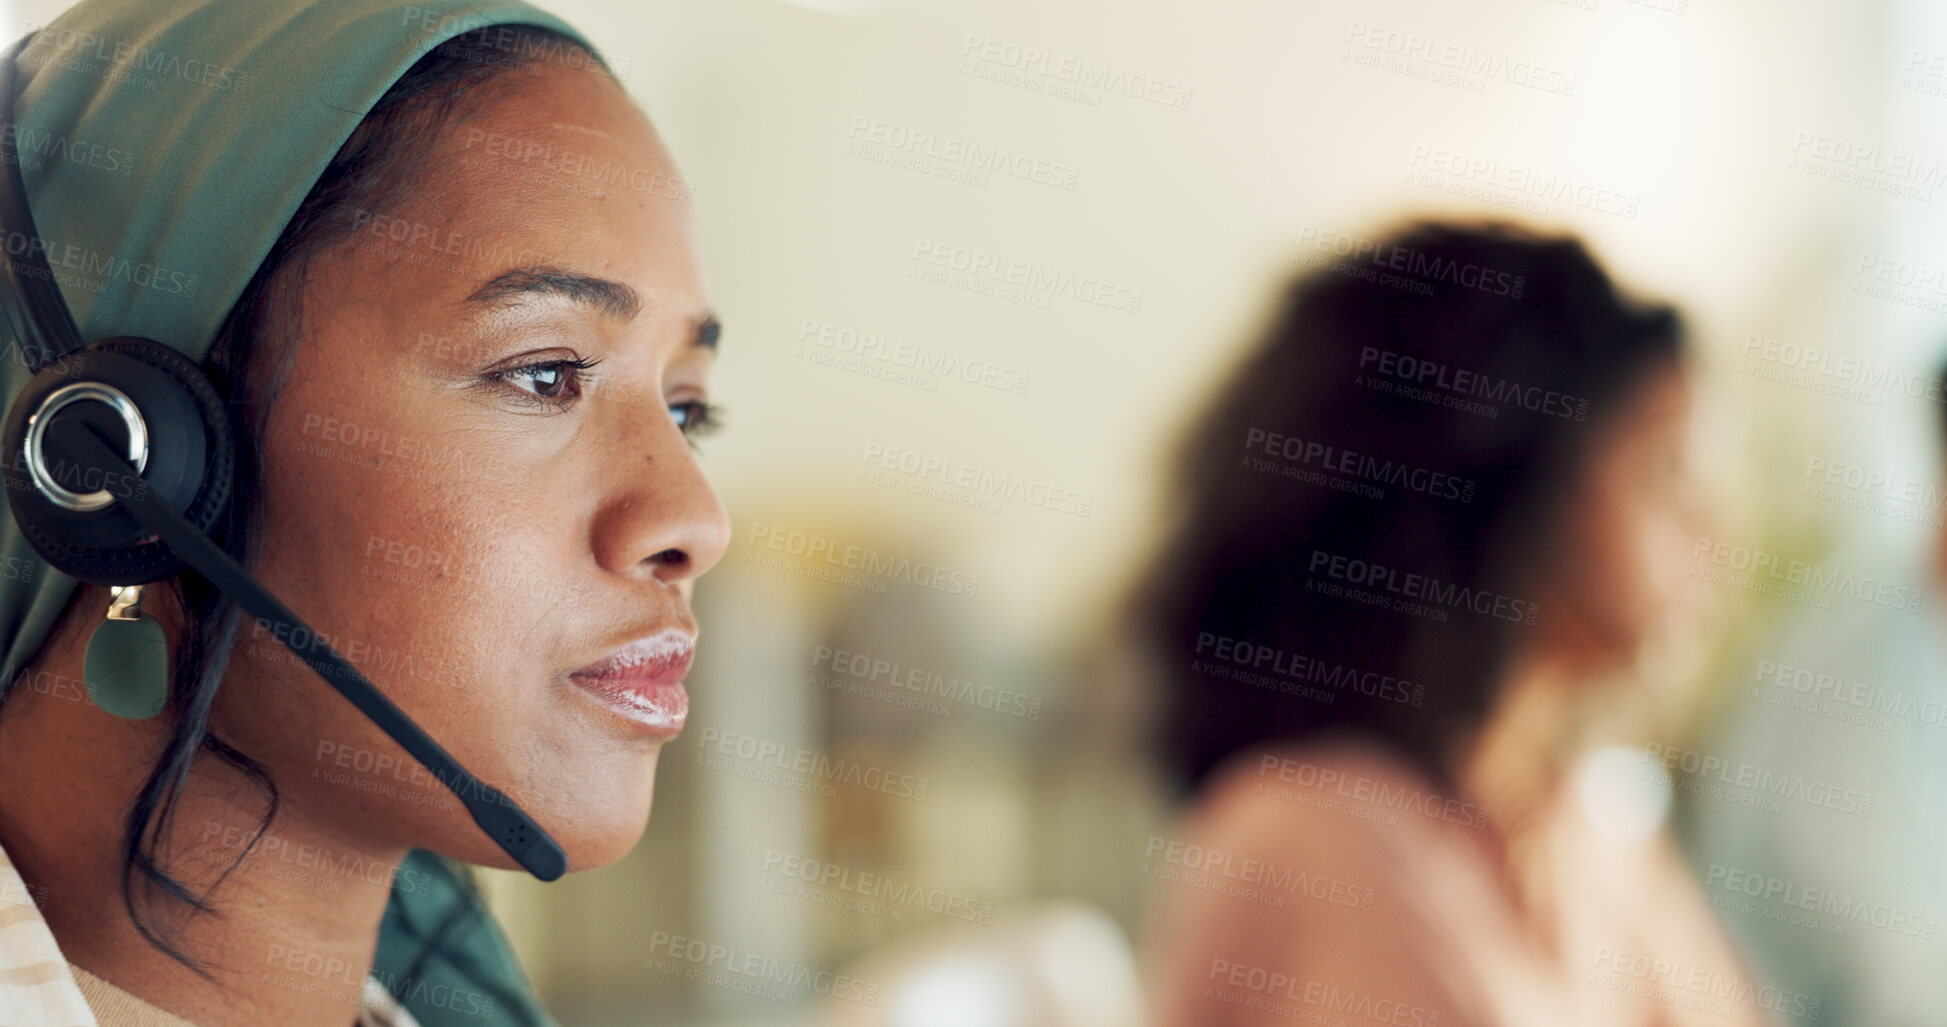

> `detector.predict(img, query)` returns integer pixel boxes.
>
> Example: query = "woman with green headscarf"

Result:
[0,1,730,1024]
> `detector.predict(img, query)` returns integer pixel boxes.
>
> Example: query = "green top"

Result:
[380,849,561,1027]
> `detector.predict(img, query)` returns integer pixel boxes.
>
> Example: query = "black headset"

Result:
[0,36,566,882]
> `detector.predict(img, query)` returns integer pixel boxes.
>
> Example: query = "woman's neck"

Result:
[1449,641,1594,959]
[0,605,407,1027]
[1456,647,1584,842]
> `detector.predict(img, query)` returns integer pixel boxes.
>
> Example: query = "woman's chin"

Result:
[546,791,662,875]
[418,743,665,875]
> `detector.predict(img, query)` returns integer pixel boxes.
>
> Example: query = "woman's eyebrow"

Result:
[694,314,720,351]
[464,265,641,321]
[462,265,721,350]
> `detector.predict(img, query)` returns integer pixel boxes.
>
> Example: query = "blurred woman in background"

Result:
[1134,220,1766,1027]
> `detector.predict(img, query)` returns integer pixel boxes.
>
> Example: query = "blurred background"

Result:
[11,0,1947,1023]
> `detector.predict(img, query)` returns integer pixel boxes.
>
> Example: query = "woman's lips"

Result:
[568,629,693,737]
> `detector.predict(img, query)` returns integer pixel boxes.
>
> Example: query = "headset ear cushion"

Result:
[1,337,235,585]
[98,336,235,532]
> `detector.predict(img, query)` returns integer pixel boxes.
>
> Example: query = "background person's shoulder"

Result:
[1188,737,1451,868]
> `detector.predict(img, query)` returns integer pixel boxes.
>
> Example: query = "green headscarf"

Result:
[0,1,608,1023]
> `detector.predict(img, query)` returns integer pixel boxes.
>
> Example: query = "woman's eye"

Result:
[516,364,572,399]
[489,356,601,408]
[669,398,722,438]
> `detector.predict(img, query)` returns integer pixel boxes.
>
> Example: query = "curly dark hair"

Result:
[1134,219,1686,798]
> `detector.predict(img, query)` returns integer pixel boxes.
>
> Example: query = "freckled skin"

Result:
[0,53,728,1027]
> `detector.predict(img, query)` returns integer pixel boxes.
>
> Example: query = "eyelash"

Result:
[489,355,605,408]
[670,399,725,447]
[487,356,724,446]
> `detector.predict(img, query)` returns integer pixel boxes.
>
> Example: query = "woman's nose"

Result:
[589,407,730,586]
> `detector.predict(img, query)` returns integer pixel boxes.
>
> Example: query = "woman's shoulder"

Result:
[1147,739,1509,1027]
[1191,736,1472,853]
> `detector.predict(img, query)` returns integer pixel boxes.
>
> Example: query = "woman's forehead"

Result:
[324,69,708,336]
